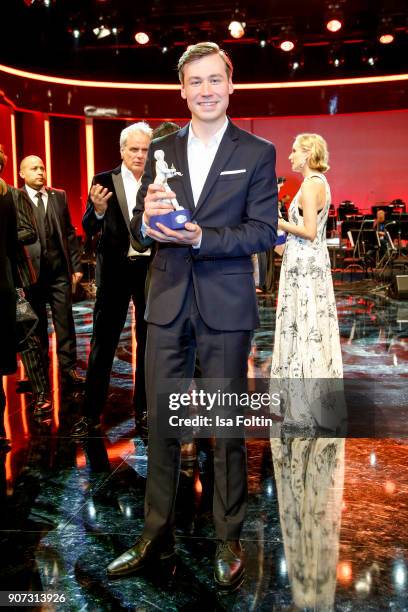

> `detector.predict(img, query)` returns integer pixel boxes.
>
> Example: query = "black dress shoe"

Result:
[214,540,245,589]
[70,416,101,438]
[107,535,175,578]
[62,368,86,388]
[32,392,53,417]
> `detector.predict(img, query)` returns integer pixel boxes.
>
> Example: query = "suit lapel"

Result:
[46,189,63,241]
[193,121,239,216]
[174,125,194,212]
[112,169,131,229]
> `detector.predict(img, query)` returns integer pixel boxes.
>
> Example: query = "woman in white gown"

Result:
[270,134,346,610]
[270,133,343,432]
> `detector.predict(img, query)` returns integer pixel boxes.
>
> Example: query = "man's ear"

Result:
[229,80,234,95]
[180,84,187,100]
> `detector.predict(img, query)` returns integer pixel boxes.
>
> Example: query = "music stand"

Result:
[376,220,408,281]
[386,220,408,253]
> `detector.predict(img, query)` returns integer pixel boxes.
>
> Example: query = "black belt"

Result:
[127,255,148,262]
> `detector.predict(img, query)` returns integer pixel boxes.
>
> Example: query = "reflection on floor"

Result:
[1,280,407,610]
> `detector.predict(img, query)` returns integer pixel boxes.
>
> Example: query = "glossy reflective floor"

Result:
[1,280,408,611]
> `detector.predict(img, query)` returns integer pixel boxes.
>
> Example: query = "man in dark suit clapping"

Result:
[107,43,278,588]
[71,122,152,439]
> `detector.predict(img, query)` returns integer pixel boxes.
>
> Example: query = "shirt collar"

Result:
[121,162,141,184]
[188,117,229,147]
[26,184,47,199]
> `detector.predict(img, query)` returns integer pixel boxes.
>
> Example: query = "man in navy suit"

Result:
[107,42,278,588]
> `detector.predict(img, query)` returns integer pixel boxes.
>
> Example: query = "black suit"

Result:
[10,187,49,394]
[23,186,82,378]
[0,188,17,376]
[0,186,17,439]
[131,121,278,540]
[82,167,150,423]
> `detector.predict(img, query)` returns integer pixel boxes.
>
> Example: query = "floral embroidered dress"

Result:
[270,173,343,431]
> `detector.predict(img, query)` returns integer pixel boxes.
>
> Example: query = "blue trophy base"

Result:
[150,209,192,231]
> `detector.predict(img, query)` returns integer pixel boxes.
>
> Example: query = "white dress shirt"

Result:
[141,117,229,248]
[121,163,150,257]
[26,184,48,211]
[187,117,229,206]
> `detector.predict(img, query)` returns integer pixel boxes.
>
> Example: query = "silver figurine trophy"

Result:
[149,150,192,231]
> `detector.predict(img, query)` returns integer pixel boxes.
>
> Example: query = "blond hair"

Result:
[295,133,330,173]
[177,42,233,83]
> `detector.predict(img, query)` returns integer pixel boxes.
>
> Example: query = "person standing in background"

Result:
[71,122,153,440]
[19,156,84,389]
[0,175,17,451]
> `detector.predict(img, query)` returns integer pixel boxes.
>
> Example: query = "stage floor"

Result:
[1,281,408,610]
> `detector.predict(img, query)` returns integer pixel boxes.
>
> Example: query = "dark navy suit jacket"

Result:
[130,120,278,331]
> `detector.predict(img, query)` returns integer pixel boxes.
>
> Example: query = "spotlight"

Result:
[325,2,344,32]
[328,45,345,67]
[378,18,395,44]
[162,45,168,54]
[379,33,394,44]
[326,18,342,32]
[72,29,81,39]
[135,31,149,45]
[278,27,296,52]
[256,27,268,48]
[362,47,378,67]
[289,53,304,72]
[93,25,111,39]
[228,20,245,39]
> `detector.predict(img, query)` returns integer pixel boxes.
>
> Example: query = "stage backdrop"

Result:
[251,110,408,212]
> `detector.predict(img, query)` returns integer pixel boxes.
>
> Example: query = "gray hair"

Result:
[120,121,153,149]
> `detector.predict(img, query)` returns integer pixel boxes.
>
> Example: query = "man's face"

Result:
[20,156,46,189]
[180,53,233,125]
[121,132,150,180]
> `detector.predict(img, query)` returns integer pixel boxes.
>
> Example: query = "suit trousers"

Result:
[26,267,77,378]
[83,256,148,421]
[143,282,251,541]
[19,332,50,394]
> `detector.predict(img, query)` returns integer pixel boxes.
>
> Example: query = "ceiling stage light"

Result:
[379,33,394,44]
[378,17,395,44]
[135,31,149,45]
[228,20,245,39]
[93,25,111,39]
[280,39,295,52]
[278,27,296,52]
[326,18,342,32]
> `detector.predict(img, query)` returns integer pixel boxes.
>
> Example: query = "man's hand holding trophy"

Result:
[143,150,202,247]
